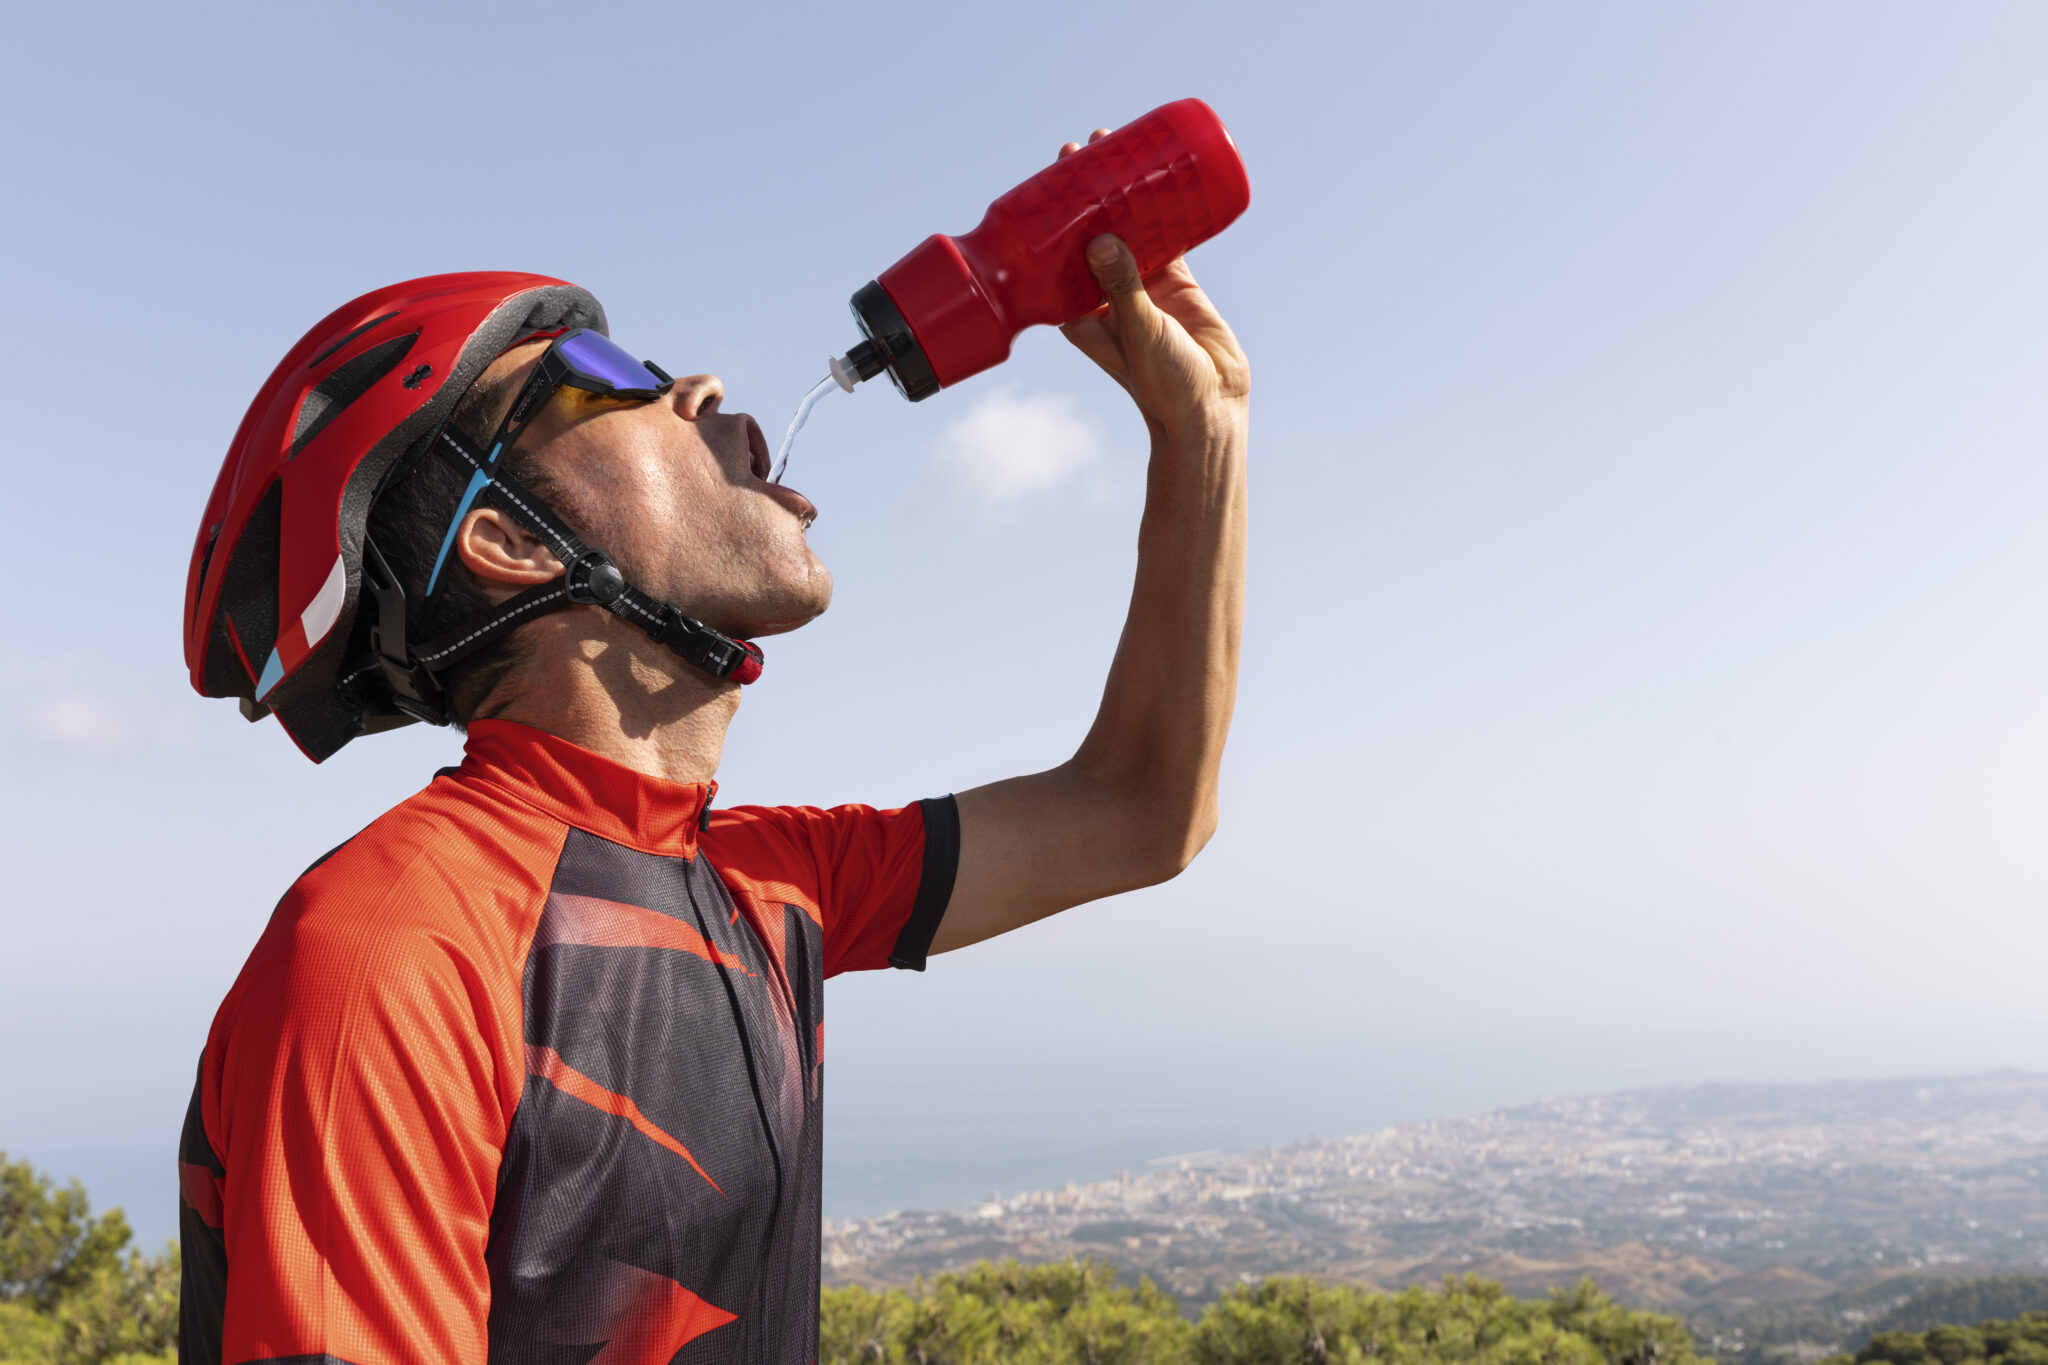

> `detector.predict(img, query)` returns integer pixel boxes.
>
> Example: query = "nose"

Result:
[670,374,725,419]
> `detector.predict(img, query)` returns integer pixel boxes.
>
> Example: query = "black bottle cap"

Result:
[843,338,888,382]
[850,280,940,402]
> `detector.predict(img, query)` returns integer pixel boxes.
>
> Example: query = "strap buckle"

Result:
[646,602,704,651]
[361,535,449,724]
[647,603,759,680]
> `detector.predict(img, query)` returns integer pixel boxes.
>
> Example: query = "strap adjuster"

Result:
[693,636,746,675]
[563,549,627,606]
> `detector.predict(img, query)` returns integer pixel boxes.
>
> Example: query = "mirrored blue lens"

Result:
[557,329,668,394]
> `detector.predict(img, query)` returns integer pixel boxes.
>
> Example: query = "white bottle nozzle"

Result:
[828,352,861,393]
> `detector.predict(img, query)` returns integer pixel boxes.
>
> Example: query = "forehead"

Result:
[469,337,553,425]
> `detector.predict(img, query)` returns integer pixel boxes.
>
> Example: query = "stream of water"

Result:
[770,375,839,484]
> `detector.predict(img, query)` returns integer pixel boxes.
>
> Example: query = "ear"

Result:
[454,506,564,587]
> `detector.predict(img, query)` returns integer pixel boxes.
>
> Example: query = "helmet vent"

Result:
[204,480,283,699]
[307,311,400,369]
[189,522,222,633]
[289,332,419,461]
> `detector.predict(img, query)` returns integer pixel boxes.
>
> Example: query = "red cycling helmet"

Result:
[185,271,762,763]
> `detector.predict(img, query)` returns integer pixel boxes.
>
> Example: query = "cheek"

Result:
[555,422,783,592]
[611,469,774,597]
[575,443,711,548]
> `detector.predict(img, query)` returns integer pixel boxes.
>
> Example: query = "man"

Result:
[176,130,1248,1365]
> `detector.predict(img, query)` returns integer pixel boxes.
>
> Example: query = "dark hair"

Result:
[364,374,572,724]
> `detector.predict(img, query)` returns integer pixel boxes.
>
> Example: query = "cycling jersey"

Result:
[177,719,957,1365]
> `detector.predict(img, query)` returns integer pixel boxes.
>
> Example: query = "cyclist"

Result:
[177,136,1249,1365]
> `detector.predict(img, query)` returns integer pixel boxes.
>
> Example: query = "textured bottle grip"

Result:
[982,99,1249,328]
[873,99,1250,394]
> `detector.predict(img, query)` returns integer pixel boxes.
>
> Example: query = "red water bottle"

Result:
[834,98,1251,401]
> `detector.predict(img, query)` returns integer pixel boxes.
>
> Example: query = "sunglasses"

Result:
[425,329,674,598]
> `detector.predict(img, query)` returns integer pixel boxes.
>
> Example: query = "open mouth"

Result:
[740,413,816,530]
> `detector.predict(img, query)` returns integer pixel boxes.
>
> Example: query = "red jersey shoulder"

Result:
[245,770,566,973]
[195,770,546,1365]
[700,801,930,977]
[207,771,569,1117]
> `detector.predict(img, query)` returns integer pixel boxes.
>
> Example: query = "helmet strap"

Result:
[359,533,456,724]
[343,429,764,725]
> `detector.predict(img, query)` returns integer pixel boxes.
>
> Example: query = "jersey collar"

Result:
[459,719,715,857]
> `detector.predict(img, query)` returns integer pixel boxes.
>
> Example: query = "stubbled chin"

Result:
[745,561,833,638]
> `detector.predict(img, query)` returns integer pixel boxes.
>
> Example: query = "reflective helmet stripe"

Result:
[256,556,346,700]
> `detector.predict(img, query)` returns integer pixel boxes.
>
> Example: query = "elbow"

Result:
[1129,800,1219,889]
[1067,754,1224,891]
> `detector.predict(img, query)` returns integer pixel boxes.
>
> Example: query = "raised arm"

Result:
[930,131,1251,955]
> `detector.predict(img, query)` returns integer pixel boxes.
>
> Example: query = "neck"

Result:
[477,615,738,784]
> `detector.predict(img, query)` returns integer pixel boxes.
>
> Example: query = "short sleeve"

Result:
[199,856,523,1365]
[703,795,959,977]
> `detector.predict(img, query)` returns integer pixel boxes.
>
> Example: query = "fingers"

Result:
[1057,129,1112,161]
[1086,234,1158,334]
[1137,259,1245,362]
[1059,310,1130,387]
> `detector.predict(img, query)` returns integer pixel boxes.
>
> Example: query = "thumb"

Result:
[1086,234,1154,325]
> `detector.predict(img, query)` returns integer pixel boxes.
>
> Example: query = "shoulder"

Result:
[293,772,560,940]
[697,803,846,921]
[214,772,562,1061]
[699,801,932,920]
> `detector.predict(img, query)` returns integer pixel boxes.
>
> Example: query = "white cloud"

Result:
[931,387,1105,506]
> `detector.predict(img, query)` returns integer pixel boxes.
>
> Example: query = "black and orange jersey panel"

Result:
[178,719,957,1365]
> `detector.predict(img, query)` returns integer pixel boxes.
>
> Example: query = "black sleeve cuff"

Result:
[888,795,959,971]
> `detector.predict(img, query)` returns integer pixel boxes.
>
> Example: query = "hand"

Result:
[1055,129,1251,441]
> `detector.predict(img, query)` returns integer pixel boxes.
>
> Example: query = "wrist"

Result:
[1150,397,1249,452]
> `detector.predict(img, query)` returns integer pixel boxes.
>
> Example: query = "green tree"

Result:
[1543,1277,1701,1365]
[1922,1328,1987,1365]
[830,1264,1715,1365]
[1821,1309,2048,1365]
[821,1259,1190,1365]
[42,1244,181,1365]
[1981,1316,2048,1365]
[822,1282,920,1364]
[0,1301,62,1365]
[1191,1274,1706,1365]
[1858,1333,1933,1365]
[0,1155,132,1311]
[1865,1282,2048,1344]
[0,1154,175,1365]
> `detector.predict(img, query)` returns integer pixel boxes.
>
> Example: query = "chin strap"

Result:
[344,428,763,726]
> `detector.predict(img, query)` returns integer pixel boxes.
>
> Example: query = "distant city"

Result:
[824,1071,2048,1330]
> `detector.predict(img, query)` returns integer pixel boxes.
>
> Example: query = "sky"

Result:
[5,1,2048,1250]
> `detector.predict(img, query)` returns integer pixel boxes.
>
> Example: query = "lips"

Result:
[734,413,816,528]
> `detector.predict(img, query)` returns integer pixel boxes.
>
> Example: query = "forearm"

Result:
[935,416,1247,951]
[932,221,1251,954]
[1070,413,1249,870]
